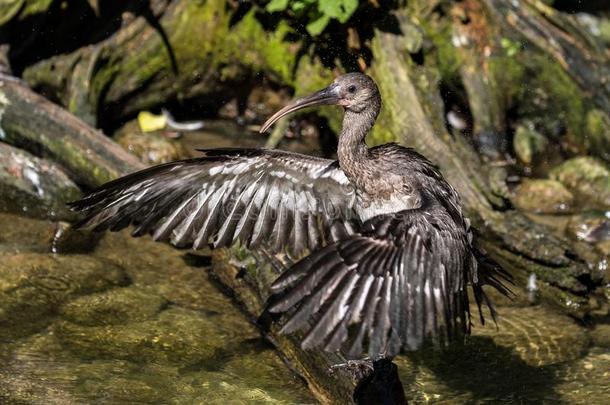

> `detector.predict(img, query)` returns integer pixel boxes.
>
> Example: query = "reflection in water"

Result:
[395,301,609,403]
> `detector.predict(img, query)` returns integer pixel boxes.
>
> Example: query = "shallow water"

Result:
[1,215,609,404]
[0,213,315,404]
[396,300,610,403]
[1,125,608,404]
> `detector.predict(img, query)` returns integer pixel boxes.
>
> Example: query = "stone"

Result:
[550,156,610,209]
[512,179,574,214]
[0,213,98,254]
[0,142,81,220]
[590,324,610,348]
[0,253,128,339]
[54,307,228,365]
[513,124,548,165]
[60,287,166,326]
[114,120,190,165]
[566,213,610,243]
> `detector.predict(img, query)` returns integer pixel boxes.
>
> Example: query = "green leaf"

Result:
[318,0,358,23]
[306,14,331,36]
[291,0,313,13]
[0,0,24,26]
[266,0,289,12]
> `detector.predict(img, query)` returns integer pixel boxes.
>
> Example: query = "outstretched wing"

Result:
[267,206,511,358]
[69,148,358,256]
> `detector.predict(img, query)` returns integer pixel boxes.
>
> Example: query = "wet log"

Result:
[484,0,610,113]
[451,1,508,159]
[211,248,406,405]
[369,7,605,317]
[483,0,610,162]
[0,75,144,188]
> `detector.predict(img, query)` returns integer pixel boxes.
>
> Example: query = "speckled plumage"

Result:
[70,73,510,359]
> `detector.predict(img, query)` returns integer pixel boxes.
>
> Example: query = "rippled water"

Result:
[1,213,609,404]
[0,213,314,404]
[0,125,608,403]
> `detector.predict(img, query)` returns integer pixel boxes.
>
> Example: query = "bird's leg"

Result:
[254,247,292,275]
[228,256,256,270]
[328,357,375,380]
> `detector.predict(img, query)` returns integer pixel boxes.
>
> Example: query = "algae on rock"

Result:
[550,156,610,209]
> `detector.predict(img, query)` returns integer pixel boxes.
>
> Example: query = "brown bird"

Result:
[69,73,510,359]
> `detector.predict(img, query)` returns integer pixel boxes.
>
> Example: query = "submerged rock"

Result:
[556,348,610,402]
[471,306,589,367]
[0,253,128,340]
[0,143,81,220]
[222,343,314,401]
[590,324,610,348]
[566,213,610,243]
[0,212,62,252]
[550,156,610,209]
[1,333,315,405]
[114,120,190,165]
[512,179,574,214]
[395,304,590,403]
[0,213,98,254]
[60,287,167,326]
[188,371,311,405]
[54,307,228,365]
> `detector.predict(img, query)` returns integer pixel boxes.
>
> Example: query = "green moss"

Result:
[487,49,587,148]
[0,0,54,25]
[21,0,53,16]
[369,109,398,146]
[226,12,296,84]
[0,0,24,26]
[513,124,548,165]
[421,19,462,82]
[167,3,296,83]
[487,55,525,104]
[94,1,298,113]
[293,55,343,134]
[534,55,585,136]
[583,109,610,160]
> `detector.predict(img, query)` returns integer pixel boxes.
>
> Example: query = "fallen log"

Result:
[211,248,406,405]
[0,75,144,188]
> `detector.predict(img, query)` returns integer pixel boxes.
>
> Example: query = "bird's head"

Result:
[260,73,380,133]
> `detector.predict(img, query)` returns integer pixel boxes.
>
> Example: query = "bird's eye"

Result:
[347,85,357,93]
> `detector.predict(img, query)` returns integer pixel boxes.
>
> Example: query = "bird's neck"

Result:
[337,100,380,181]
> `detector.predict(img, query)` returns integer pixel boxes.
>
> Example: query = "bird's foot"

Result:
[328,358,374,380]
[228,257,256,270]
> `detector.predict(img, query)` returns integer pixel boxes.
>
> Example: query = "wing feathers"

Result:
[269,208,511,358]
[70,149,358,256]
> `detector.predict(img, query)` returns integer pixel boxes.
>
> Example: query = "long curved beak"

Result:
[259,84,340,133]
